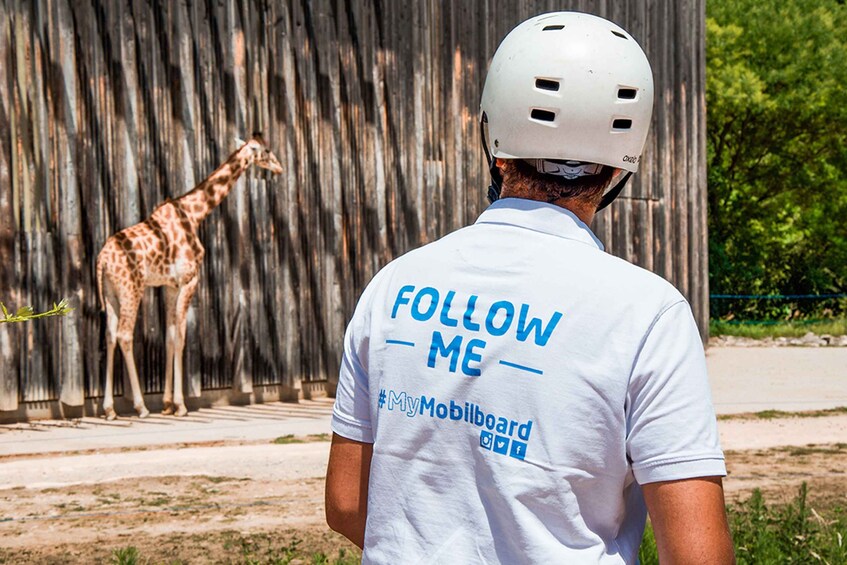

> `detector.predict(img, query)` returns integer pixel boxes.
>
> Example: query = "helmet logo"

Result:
[622,155,640,164]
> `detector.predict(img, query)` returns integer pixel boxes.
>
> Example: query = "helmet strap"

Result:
[596,172,632,211]
[480,116,502,203]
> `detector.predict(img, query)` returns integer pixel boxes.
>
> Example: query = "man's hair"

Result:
[498,159,613,205]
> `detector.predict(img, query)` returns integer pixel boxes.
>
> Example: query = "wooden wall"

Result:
[0,0,707,415]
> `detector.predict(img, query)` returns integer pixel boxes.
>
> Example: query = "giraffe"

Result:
[96,135,283,420]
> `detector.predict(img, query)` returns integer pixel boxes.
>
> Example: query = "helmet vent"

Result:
[611,30,627,39]
[535,79,560,92]
[618,88,637,100]
[612,119,633,130]
[542,25,565,31]
[531,109,556,122]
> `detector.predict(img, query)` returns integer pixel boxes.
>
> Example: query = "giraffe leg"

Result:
[103,296,119,421]
[162,287,179,416]
[115,292,149,418]
[173,276,199,417]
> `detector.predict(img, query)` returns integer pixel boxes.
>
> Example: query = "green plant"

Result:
[640,483,847,564]
[111,546,142,565]
[0,298,73,323]
[272,435,304,445]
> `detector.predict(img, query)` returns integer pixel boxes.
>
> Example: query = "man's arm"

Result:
[642,476,735,565]
[325,433,374,549]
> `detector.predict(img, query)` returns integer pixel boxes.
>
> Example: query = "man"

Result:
[326,12,735,564]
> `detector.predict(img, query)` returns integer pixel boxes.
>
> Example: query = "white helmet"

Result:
[480,12,654,207]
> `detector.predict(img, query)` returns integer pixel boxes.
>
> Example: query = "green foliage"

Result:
[235,536,358,565]
[272,433,331,444]
[638,521,659,564]
[640,484,847,564]
[710,317,847,337]
[0,298,73,323]
[707,0,847,317]
[111,546,143,565]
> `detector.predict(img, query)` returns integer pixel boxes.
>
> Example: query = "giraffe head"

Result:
[236,134,284,175]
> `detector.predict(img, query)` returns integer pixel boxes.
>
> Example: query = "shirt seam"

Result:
[626,298,689,389]
[632,452,725,470]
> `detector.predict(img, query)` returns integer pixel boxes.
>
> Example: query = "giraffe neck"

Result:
[175,149,251,225]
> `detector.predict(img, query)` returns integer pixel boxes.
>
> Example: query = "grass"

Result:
[107,536,360,565]
[640,483,847,564]
[111,546,142,565]
[272,433,332,445]
[710,318,847,338]
[718,406,847,421]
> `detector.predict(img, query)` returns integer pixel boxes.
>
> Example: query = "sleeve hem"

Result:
[634,457,727,485]
[331,412,374,444]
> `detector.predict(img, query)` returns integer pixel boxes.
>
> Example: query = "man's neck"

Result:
[551,197,597,226]
[499,192,598,226]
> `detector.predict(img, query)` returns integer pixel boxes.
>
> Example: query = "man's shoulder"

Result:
[594,250,685,302]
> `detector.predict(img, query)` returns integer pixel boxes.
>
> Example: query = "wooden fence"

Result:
[0,0,707,418]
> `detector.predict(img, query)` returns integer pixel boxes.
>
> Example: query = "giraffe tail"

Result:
[96,254,106,311]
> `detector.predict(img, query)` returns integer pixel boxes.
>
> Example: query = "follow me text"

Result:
[391,285,563,377]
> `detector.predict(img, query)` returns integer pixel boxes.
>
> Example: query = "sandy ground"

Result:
[706,346,847,414]
[1,416,846,563]
[0,347,845,563]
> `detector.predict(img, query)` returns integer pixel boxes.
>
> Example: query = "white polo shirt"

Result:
[332,198,725,564]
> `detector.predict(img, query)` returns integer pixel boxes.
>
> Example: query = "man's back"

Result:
[332,198,725,563]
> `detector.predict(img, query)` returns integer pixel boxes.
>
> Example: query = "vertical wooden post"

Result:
[228,0,251,395]
[54,0,83,407]
[0,1,20,413]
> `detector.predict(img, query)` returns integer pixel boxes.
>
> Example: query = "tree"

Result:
[707,0,847,317]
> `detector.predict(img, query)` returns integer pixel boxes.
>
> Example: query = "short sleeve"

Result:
[625,300,726,484]
[331,269,390,444]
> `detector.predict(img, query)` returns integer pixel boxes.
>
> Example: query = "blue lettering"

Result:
[449,400,463,420]
[391,285,415,318]
[485,300,515,336]
[518,420,533,440]
[388,390,407,411]
[412,287,440,321]
[461,338,486,377]
[474,405,485,426]
[439,290,459,327]
[436,403,448,419]
[427,331,462,373]
[463,295,481,331]
[516,305,563,346]
[420,395,435,416]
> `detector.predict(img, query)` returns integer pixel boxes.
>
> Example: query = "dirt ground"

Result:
[1,417,846,564]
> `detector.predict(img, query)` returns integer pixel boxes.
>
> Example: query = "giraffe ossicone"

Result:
[96,135,283,420]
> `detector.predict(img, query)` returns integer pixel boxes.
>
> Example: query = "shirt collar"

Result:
[474,197,605,251]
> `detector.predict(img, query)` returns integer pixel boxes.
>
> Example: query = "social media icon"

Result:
[493,435,510,455]
[480,431,493,450]
[510,440,527,461]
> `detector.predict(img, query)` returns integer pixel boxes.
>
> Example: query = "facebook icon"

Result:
[510,440,527,461]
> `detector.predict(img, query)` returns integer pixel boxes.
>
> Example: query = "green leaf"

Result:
[15,306,34,318]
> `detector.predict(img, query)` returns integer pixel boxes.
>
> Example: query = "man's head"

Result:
[480,12,654,216]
